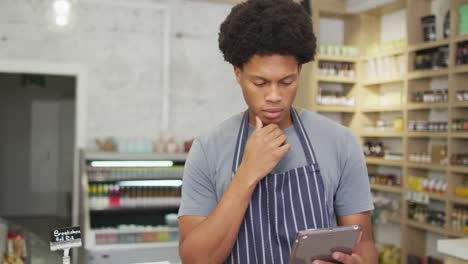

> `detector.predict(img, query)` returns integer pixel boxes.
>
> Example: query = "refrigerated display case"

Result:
[80,150,186,264]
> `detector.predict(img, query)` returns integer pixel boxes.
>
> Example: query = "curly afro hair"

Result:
[218,0,316,68]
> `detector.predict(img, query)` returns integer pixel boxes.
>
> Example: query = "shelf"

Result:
[454,34,468,43]
[449,195,468,206]
[453,64,468,74]
[450,132,468,138]
[360,105,403,112]
[407,69,449,80]
[407,132,449,138]
[365,157,403,167]
[376,215,403,224]
[370,184,402,193]
[317,75,357,84]
[406,162,447,171]
[361,131,404,138]
[88,241,179,251]
[406,189,447,202]
[364,48,407,60]
[84,152,188,161]
[444,229,467,238]
[408,38,450,52]
[315,105,356,113]
[317,54,359,63]
[386,215,403,224]
[406,102,449,110]
[450,166,468,174]
[90,205,181,212]
[406,219,446,236]
[452,101,468,108]
[362,77,405,86]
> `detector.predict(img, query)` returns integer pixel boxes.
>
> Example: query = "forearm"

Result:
[354,240,378,264]
[179,166,257,264]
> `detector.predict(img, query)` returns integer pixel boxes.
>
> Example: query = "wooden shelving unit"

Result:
[362,77,405,86]
[371,184,403,193]
[365,157,404,167]
[361,131,405,138]
[296,1,468,262]
[315,105,356,113]
[316,54,360,63]
[407,132,449,138]
[361,105,403,112]
[316,75,357,84]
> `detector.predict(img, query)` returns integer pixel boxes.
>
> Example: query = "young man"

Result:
[178,0,377,263]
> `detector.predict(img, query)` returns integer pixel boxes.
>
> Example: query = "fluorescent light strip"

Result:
[90,160,174,168]
[119,180,182,187]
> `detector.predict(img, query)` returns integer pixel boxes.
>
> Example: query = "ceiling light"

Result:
[119,180,183,187]
[55,15,69,27]
[90,160,174,168]
[54,0,71,15]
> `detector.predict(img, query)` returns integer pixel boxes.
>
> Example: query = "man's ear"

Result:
[298,64,302,74]
[234,66,242,83]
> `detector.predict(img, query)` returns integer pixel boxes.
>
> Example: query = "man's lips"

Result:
[262,108,282,119]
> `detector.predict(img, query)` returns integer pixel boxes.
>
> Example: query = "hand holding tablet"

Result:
[289,225,362,264]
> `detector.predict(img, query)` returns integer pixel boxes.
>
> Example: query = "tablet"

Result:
[289,225,362,264]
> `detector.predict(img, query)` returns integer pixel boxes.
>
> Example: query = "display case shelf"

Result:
[406,219,446,236]
[454,34,468,43]
[315,105,356,113]
[406,162,447,171]
[89,199,182,212]
[317,75,357,84]
[317,54,359,62]
[84,151,188,161]
[453,64,468,74]
[360,105,403,112]
[364,48,407,60]
[407,132,449,138]
[365,157,404,167]
[407,69,449,80]
[449,195,468,206]
[444,229,467,238]
[90,241,179,251]
[450,132,468,138]
[408,38,450,52]
[452,101,468,108]
[450,166,468,174]
[406,102,449,110]
[370,184,402,193]
[362,77,405,86]
[406,189,447,202]
[361,132,405,138]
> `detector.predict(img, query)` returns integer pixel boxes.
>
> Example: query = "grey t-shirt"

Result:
[178,109,374,227]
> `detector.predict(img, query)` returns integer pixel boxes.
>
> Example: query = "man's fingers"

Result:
[332,252,359,264]
[271,134,287,147]
[255,116,263,131]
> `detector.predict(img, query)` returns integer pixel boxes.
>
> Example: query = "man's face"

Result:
[235,54,301,129]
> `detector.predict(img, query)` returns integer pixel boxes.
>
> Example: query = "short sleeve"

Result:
[178,138,217,217]
[334,130,374,216]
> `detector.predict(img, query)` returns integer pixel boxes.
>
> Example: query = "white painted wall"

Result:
[381,9,407,43]
[0,0,243,146]
[319,17,344,45]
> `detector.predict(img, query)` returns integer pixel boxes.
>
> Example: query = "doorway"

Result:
[0,72,76,241]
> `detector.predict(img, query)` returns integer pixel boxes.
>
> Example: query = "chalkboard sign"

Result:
[50,226,82,251]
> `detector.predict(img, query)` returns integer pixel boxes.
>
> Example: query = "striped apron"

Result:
[227,108,330,264]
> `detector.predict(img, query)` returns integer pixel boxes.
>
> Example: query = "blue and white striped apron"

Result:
[227,108,331,264]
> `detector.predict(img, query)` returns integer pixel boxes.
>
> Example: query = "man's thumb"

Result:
[255,116,263,130]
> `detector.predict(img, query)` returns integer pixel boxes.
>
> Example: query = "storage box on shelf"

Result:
[80,150,187,262]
